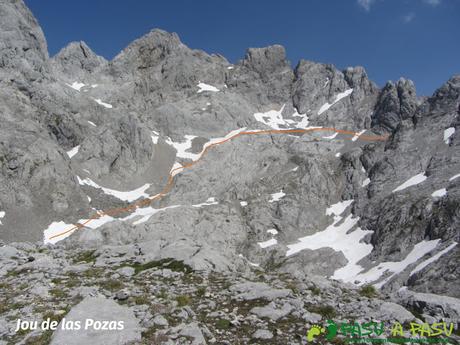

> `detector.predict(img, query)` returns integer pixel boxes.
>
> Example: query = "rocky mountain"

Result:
[0,0,458,344]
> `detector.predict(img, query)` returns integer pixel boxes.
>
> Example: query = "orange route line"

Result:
[49,127,388,240]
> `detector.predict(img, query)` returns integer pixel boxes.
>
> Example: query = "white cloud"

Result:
[357,0,376,11]
[358,0,441,12]
[403,12,416,23]
[423,0,441,6]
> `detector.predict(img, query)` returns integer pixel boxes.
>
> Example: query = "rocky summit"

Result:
[0,0,459,344]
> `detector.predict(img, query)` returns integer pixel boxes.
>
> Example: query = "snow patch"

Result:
[170,162,184,177]
[151,131,159,145]
[431,188,447,198]
[238,254,260,267]
[449,173,460,181]
[165,135,198,160]
[323,132,338,139]
[353,240,441,288]
[192,197,218,208]
[267,229,278,235]
[410,242,457,277]
[197,82,219,93]
[77,176,150,202]
[392,172,427,193]
[352,130,366,142]
[269,190,286,203]
[66,145,80,159]
[122,205,180,225]
[0,211,5,225]
[240,201,248,207]
[335,152,341,158]
[362,178,371,187]
[444,127,455,144]
[326,200,354,217]
[258,238,278,249]
[66,82,85,91]
[44,221,77,244]
[87,121,97,127]
[253,106,312,130]
[94,98,113,109]
[286,199,373,282]
[317,89,353,115]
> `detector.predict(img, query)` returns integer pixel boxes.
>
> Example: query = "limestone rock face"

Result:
[0,0,458,318]
[0,0,49,79]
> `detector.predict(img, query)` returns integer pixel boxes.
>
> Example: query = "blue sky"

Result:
[26,0,459,96]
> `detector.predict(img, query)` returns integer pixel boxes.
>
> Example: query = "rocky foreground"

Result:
[1,0,460,343]
[1,243,459,344]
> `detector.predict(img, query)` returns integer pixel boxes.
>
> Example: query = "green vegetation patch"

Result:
[359,285,378,299]
[128,258,193,275]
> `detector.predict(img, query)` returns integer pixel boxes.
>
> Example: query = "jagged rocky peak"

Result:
[343,66,379,97]
[52,40,107,77]
[242,45,291,75]
[0,0,49,78]
[110,29,185,70]
[371,78,418,132]
[426,75,460,112]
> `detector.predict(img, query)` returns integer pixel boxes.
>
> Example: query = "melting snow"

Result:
[267,229,278,235]
[227,66,234,70]
[170,162,184,177]
[431,188,447,198]
[353,239,441,288]
[352,130,366,142]
[317,89,353,115]
[362,178,371,187]
[0,211,5,225]
[87,121,97,127]
[392,172,427,193]
[335,152,341,158]
[258,238,278,249]
[77,176,150,202]
[238,254,260,267]
[66,82,85,91]
[44,221,77,244]
[286,199,373,282]
[449,173,460,181]
[323,132,338,139]
[197,82,219,93]
[166,128,247,162]
[151,131,160,145]
[444,127,455,144]
[253,106,311,130]
[192,197,218,208]
[326,200,354,217]
[269,190,286,203]
[240,201,248,207]
[66,145,80,159]
[410,242,457,277]
[94,99,113,109]
[254,105,287,130]
[165,135,198,160]
[122,205,180,225]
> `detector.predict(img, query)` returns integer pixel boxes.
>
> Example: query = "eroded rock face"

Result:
[0,0,458,321]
